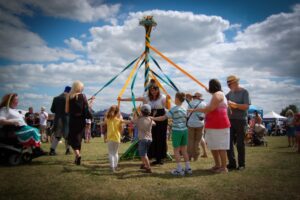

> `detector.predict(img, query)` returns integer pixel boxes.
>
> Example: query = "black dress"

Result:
[148,108,168,162]
[68,94,87,151]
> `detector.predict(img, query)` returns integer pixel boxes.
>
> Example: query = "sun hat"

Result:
[193,92,203,99]
[227,75,240,84]
[141,104,151,114]
[41,106,46,111]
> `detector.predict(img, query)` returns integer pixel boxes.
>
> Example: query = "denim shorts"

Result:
[138,139,152,157]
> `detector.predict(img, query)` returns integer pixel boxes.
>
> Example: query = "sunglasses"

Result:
[227,81,235,86]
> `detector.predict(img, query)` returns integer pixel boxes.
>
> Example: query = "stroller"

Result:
[0,125,36,166]
[121,126,132,143]
[251,124,268,146]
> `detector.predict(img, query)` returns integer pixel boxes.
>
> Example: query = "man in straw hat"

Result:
[226,75,251,170]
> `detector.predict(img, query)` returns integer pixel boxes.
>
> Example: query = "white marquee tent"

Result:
[263,111,287,121]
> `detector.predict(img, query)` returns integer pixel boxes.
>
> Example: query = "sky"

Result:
[0,0,300,115]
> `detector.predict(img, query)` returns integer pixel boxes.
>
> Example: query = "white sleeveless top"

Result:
[144,94,166,109]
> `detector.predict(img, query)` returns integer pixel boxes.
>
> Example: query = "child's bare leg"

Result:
[141,156,150,169]
[180,146,189,162]
[181,146,191,171]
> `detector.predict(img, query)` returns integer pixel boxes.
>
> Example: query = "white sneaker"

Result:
[111,167,116,173]
[171,169,185,176]
[185,168,192,175]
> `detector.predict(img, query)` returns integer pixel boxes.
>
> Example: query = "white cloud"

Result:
[226,4,300,77]
[0,9,78,62]
[0,0,121,23]
[64,37,85,51]
[0,0,121,62]
[87,10,230,67]
[1,7,300,114]
[0,8,25,28]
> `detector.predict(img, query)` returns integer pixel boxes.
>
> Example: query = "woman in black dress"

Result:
[66,80,91,165]
[120,80,168,165]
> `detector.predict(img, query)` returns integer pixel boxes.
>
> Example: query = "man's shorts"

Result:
[172,129,188,148]
[138,139,152,157]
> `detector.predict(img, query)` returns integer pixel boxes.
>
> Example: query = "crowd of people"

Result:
[1,75,299,174]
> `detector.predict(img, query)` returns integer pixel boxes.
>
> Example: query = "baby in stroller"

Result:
[121,124,132,143]
[0,93,46,165]
[252,124,268,146]
[247,111,267,146]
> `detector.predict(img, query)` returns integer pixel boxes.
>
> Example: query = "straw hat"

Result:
[193,92,203,99]
[227,75,240,84]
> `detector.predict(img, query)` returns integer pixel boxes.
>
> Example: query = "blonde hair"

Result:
[69,80,84,99]
[105,105,120,120]
[286,109,294,117]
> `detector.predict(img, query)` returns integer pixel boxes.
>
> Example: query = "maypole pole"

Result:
[139,16,157,92]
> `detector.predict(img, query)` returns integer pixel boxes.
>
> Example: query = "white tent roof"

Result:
[263,111,287,119]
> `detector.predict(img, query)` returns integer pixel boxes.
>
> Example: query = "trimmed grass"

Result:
[0,136,299,200]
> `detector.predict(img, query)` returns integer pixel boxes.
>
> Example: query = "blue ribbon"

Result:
[92,57,139,97]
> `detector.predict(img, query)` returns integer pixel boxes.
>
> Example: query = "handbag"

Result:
[186,100,203,126]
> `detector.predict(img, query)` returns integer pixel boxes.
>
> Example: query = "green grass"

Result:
[1,136,300,200]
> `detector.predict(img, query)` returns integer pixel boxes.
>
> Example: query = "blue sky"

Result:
[0,0,299,114]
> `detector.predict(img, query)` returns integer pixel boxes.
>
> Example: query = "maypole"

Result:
[139,16,157,92]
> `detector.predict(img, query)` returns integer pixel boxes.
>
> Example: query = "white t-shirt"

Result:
[39,111,48,126]
[0,107,26,126]
[144,94,166,109]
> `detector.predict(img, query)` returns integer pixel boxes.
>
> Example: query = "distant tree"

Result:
[280,105,299,116]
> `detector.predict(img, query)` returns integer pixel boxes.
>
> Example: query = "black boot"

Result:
[49,148,56,156]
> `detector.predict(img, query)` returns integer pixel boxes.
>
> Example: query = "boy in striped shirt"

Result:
[152,92,191,176]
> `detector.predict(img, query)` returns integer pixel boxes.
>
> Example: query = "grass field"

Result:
[0,136,299,200]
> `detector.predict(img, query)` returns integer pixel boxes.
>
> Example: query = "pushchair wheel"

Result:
[8,153,22,166]
[22,152,32,163]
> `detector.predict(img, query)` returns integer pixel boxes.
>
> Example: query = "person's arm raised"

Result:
[65,94,70,113]
[152,115,168,121]
[118,97,144,102]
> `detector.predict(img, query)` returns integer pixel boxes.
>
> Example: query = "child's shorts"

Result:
[138,139,152,156]
[172,129,188,148]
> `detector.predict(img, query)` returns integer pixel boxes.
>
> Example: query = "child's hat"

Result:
[141,104,151,113]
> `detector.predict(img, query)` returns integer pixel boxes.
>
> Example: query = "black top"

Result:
[51,93,66,116]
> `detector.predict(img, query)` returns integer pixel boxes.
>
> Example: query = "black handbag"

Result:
[186,100,203,126]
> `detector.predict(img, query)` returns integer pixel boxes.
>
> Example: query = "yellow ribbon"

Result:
[118,52,145,107]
